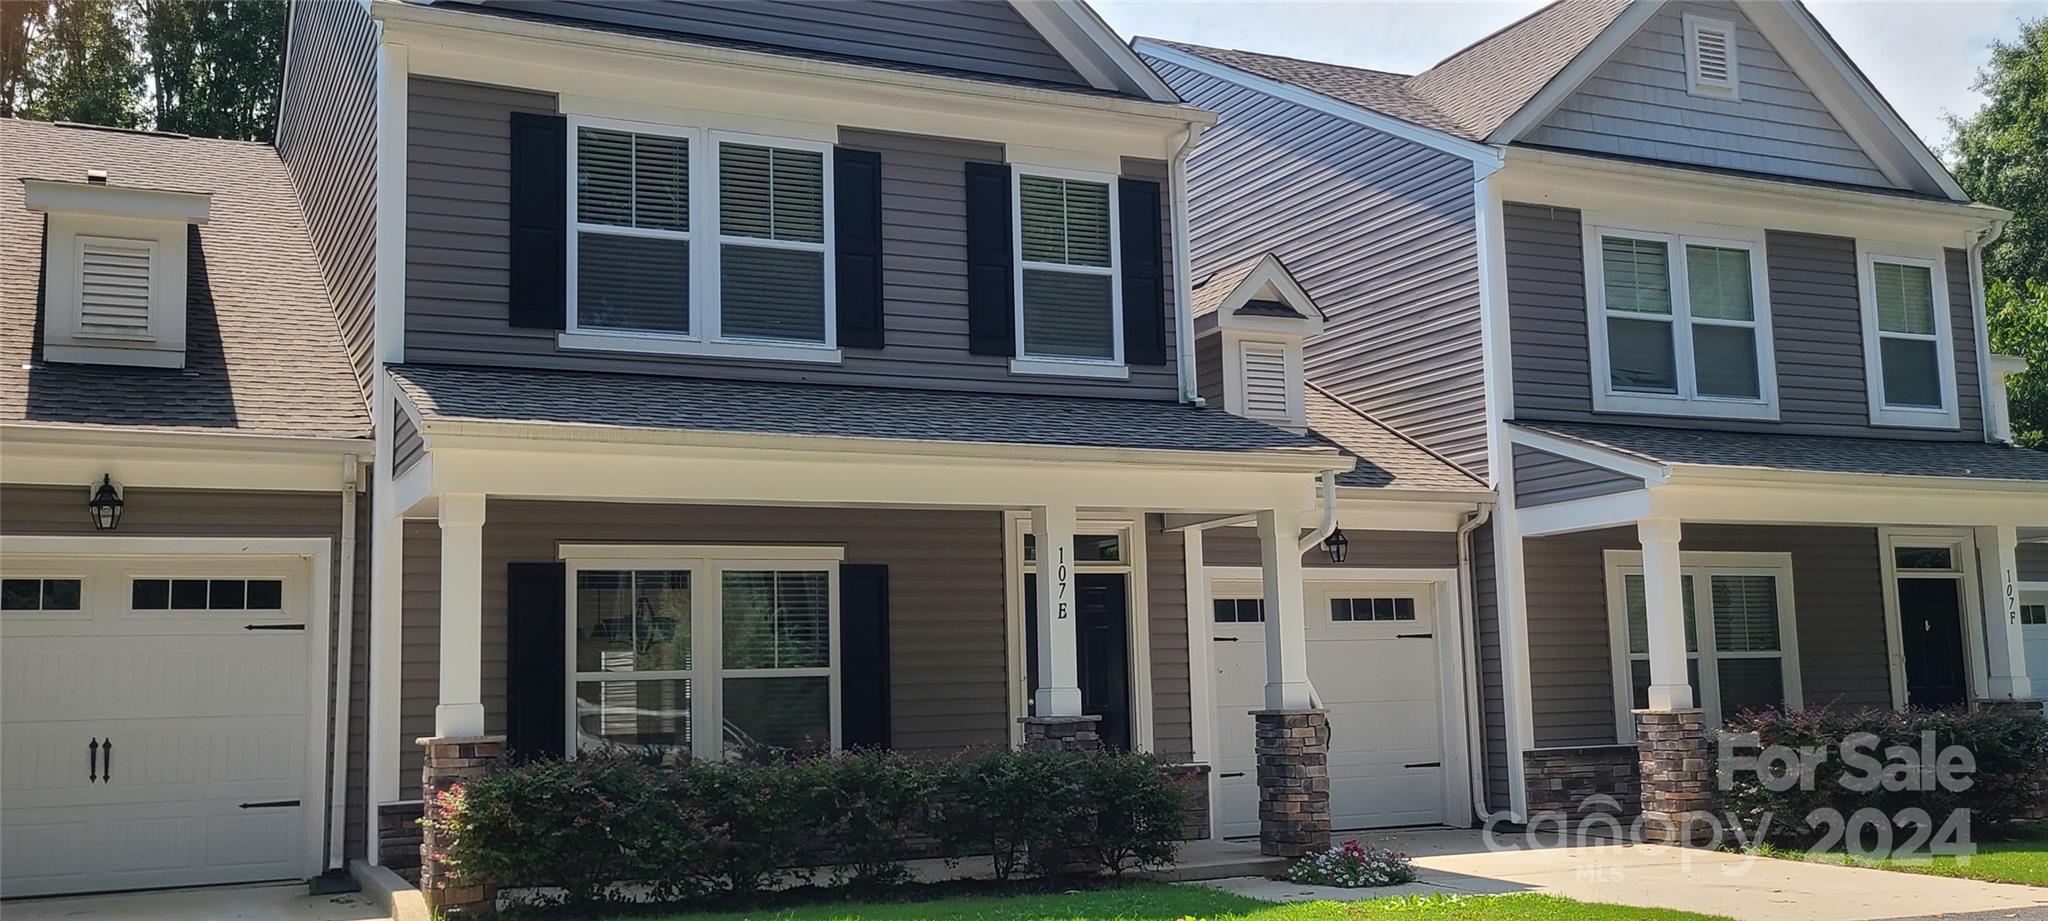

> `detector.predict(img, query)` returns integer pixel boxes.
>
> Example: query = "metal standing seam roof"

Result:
[1306,385,1487,492]
[1519,421,2048,484]
[0,120,370,440]
[389,363,1346,459]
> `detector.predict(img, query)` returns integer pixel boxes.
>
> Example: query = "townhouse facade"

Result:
[1140,0,2048,838]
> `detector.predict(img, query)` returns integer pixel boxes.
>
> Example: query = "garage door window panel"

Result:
[130,577,286,612]
[1,578,81,612]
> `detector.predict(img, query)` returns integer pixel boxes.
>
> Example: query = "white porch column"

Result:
[1031,504,1083,716]
[1639,517,1694,710]
[1257,508,1312,710]
[434,493,488,737]
[1975,525,2032,699]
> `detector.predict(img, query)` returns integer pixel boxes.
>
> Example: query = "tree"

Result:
[140,0,284,141]
[19,0,143,129]
[1951,17,2048,448]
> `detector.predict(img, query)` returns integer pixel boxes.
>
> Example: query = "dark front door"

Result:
[1900,577,1968,709]
[1025,573,1132,749]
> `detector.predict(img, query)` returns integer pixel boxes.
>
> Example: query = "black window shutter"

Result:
[508,111,567,330]
[505,561,567,760]
[1119,177,1168,365]
[838,564,891,750]
[834,147,885,349]
[964,161,1015,356]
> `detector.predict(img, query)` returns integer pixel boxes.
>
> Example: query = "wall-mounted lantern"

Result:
[1321,527,1349,564]
[88,475,124,531]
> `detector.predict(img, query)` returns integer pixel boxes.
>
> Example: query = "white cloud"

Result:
[1097,0,2030,152]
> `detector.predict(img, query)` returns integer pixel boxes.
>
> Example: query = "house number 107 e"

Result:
[1055,547,1071,620]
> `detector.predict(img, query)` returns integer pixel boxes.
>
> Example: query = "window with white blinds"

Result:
[1859,250,1955,427]
[566,121,835,351]
[1684,15,1739,99]
[75,236,156,339]
[1239,341,1290,420]
[1587,226,1776,420]
[1016,172,1118,362]
[1610,556,1799,734]
[564,548,839,760]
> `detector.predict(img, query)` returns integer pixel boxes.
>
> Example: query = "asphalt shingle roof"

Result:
[1,120,370,440]
[1190,256,1265,318]
[390,363,1343,458]
[1520,421,2048,484]
[1307,385,1487,492]
[1144,39,1470,137]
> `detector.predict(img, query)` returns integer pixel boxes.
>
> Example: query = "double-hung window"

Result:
[1606,552,1801,737]
[565,546,839,760]
[566,119,835,357]
[1014,170,1121,367]
[1586,225,1777,420]
[1858,247,1957,428]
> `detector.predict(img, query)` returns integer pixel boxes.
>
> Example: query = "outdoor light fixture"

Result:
[88,475,124,531]
[1321,527,1349,564]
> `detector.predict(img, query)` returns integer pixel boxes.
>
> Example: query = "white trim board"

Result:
[1001,513,1154,752]
[1876,528,1989,710]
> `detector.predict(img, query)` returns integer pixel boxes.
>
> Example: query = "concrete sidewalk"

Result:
[1190,828,2048,921]
[0,881,389,921]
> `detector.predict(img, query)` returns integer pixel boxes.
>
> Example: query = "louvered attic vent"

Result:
[23,171,209,369]
[1684,14,1739,100]
[1240,342,1291,421]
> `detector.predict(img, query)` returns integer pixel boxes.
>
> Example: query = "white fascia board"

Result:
[1133,39,1503,169]
[1504,425,1670,484]
[0,424,365,491]
[1650,478,2048,529]
[23,179,212,223]
[1516,489,1655,537]
[1665,463,2048,500]
[1484,0,1664,146]
[1008,0,1180,103]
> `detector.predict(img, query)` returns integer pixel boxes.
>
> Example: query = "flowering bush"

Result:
[1283,840,1418,888]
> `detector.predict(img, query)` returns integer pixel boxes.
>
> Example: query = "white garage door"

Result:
[1213,581,1445,838]
[2024,594,2048,699]
[1,555,315,898]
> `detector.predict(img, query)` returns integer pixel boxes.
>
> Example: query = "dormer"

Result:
[24,172,210,369]
[1190,254,1325,431]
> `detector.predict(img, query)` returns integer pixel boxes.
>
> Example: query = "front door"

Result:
[1024,573,1132,750]
[1900,577,1968,708]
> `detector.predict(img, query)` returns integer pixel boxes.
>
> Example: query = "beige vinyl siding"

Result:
[1524,523,1890,748]
[1471,521,1509,808]
[0,484,371,858]
[397,501,1007,798]
[1200,527,1461,570]
[1146,55,1491,477]
[274,0,379,399]
[1146,522,1193,761]
[401,81,1180,400]
[1523,1,1895,189]
[1512,445,1643,507]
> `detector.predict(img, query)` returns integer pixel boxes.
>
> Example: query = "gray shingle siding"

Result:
[1195,334,1223,409]
[1147,55,1491,477]
[467,0,1089,89]
[401,79,1179,399]
[1512,445,1641,507]
[1148,522,1193,761]
[276,0,379,399]
[1505,203,1986,440]
[1522,1,1895,190]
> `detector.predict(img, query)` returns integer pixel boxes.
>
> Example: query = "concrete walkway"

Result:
[0,881,389,921]
[1190,828,2048,921]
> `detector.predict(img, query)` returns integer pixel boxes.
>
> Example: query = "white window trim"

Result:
[559,543,843,760]
[1010,164,1125,376]
[1683,13,1740,101]
[1583,222,1780,421]
[1603,550,1802,740]
[1875,529,1985,709]
[1857,244,1959,429]
[562,116,841,362]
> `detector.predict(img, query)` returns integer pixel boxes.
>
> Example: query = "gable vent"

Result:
[1685,15,1739,98]
[1241,342,1290,419]
[76,236,155,339]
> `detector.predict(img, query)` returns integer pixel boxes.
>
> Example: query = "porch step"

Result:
[1137,839,1288,882]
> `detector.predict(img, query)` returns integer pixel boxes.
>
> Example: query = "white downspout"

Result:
[1296,470,1339,554]
[1456,502,1496,824]
[1170,122,1206,404]
[1968,219,2008,440]
[328,454,361,871]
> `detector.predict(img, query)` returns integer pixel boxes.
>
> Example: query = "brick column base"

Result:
[378,800,425,883]
[1635,710,1711,846]
[1253,710,1329,858]
[420,735,505,916]
[1159,763,1212,841]
[1020,714,1103,752]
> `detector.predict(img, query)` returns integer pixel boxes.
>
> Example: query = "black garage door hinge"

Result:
[1403,761,1441,770]
[244,623,305,631]
[239,800,301,809]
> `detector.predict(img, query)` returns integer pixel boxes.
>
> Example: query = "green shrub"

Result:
[1713,707,2048,847]
[935,748,1087,880]
[1072,751,1186,876]
[807,749,939,889]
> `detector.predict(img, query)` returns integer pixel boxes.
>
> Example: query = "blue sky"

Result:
[1094,0,2036,153]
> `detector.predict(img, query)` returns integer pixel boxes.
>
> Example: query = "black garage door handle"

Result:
[239,800,301,809]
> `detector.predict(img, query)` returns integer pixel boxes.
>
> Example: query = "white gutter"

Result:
[327,454,361,871]
[1455,502,1497,824]
[1969,219,2008,441]
[1170,121,1206,404]
[1296,471,1340,553]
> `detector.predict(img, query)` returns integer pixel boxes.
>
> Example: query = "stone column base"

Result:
[1635,710,1711,846]
[1159,763,1212,841]
[1253,709,1329,858]
[1020,714,1103,752]
[419,735,505,916]
[378,800,425,883]
[1973,698,2046,715]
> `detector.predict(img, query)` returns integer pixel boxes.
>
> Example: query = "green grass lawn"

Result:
[1754,822,2048,887]
[620,884,1731,921]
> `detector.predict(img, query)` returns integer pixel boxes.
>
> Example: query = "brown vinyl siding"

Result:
[1146,55,1491,477]
[1512,445,1642,507]
[1524,523,1891,748]
[392,407,424,477]
[402,81,1180,400]
[1505,203,1986,440]
[397,501,1007,798]
[1194,333,1224,409]
[275,0,379,398]
[1472,521,1509,809]
[1146,522,1193,761]
[1201,527,1461,570]
[0,484,370,857]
